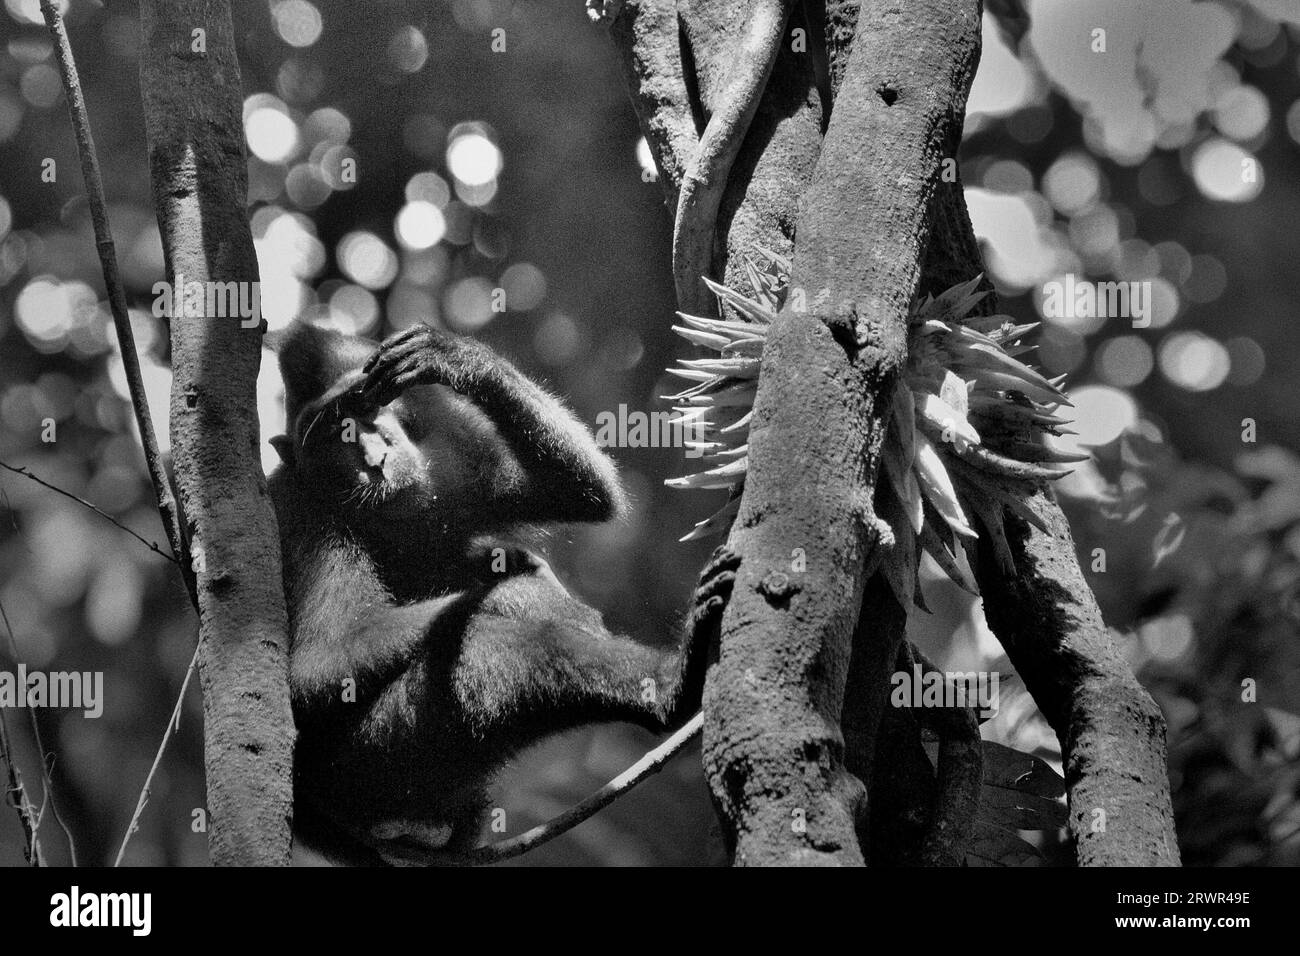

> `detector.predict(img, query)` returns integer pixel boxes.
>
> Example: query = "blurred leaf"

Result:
[1152,512,1186,567]
[966,820,1045,867]
[981,740,1066,798]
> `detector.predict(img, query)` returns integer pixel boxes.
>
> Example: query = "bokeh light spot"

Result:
[1191,138,1263,202]
[534,313,581,365]
[1095,335,1155,387]
[1043,152,1101,215]
[395,201,447,250]
[271,0,323,48]
[245,101,300,163]
[1063,385,1138,448]
[337,231,398,290]
[1225,336,1265,386]
[499,262,547,312]
[1158,331,1230,391]
[446,127,502,187]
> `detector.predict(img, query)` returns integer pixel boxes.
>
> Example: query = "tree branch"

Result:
[905,644,982,867]
[605,0,698,214]
[917,153,1180,864]
[972,491,1180,865]
[606,0,825,286]
[702,0,983,866]
[39,0,194,604]
[844,577,914,862]
[415,714,703,866]
[0,705,43,866]
[138,0,295,866]
[671,0,792,315]
[0,595,76,864]
[0,462,178,565]
[114,644,200,867]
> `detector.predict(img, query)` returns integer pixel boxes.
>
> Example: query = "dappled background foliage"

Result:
[0,0,1297,865]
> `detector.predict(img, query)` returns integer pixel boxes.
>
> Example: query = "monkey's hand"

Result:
[359,324,497,407]
[666,544,741,723]
[690,544,741,643]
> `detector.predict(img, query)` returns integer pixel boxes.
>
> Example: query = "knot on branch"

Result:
[823,303,859,353]
[757,570,799,604]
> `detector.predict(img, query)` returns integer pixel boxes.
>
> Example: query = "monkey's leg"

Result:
[444,546,739,746]
[341,548,738,863]
[284,528,493,713]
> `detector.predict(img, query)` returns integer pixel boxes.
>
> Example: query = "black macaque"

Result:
[267,322,737,865]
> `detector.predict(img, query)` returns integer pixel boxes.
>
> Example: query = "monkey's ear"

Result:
[277,321,375,425]
[270,434,296,467]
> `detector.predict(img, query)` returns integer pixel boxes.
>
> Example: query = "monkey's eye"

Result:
[394,409,426,442]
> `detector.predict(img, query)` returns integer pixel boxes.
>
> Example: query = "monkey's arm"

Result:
[432,546,738,746]
[359,325,625,523]
[285,530,484,713]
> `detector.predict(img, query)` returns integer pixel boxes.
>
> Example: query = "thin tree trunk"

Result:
[138,0,295,866]
[973,491,1181,865]
[924,182,1181,866]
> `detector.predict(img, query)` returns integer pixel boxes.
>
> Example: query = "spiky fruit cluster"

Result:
[665,248,1087,612]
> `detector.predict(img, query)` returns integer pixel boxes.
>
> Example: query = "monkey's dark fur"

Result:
[268,322,735,865]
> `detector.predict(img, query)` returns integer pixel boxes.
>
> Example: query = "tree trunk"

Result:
[922,180,1181,866]
[703,0,981,867]
[138,0,295,866]
[606,0,1179,867]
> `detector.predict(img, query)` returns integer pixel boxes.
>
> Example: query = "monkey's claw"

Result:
[691,544,741,634]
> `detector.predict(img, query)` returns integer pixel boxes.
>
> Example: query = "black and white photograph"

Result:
[0,0,1292,926]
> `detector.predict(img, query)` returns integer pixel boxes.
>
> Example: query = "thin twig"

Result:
[0,460,200,864]
[114,642,200,867]
[413,712,704,866]
[0,705,44,866]
[40,0,204,869]
[672,0,792,315]
[0,456,206,865]
[0,462,178,564]
[39,0,195,603]
[0,596,76,864]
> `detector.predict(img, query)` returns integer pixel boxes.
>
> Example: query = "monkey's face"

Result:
[293,398,424,511]
[291,380,489,520]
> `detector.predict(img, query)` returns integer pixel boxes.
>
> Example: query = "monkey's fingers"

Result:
[361,344,451,404]
[694,570,737,608]
[362,324,434,373]
[704,543,742,574]
[695,545,741,600]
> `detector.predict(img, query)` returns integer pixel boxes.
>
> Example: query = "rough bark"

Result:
[973,494,1180,865]
[915,158,1180,864]
[702,0,982,865]
[607,0,980,866]
[844,578,914,861]
[905,644,982,866]
[607,0,1176,868]
[919,152,1180,867]
[671,0,791,315]
[609,0,825,290]
[139,0,295,866]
